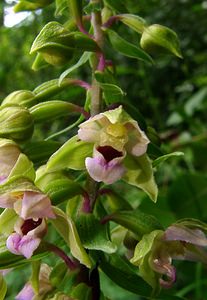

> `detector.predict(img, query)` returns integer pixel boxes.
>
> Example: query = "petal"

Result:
[0,143,20,179]
[15,283,34,300]
[18,235,41,259]
[125,122,149,156]
[0,193,19,209]
[0,175,7,184]
[164,225,207,247]
[6,233,22,255]
[19,191,55,220]
[85,156,125,184]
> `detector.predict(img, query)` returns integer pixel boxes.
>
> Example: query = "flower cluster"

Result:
[0,139,55,258]
[78,106,149,184]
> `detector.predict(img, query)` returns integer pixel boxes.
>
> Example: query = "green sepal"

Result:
[102,190,132,212]
[51,207,92,268]
[0,209,18,235]
[76,213,117,253]
[99,252,150,296]
[118,14,147,34]
[47,135,93,171]
[104,209,163,238]
[107,29,153,64]
[153,151,184,168]
[32,52,50,71]
[70,283,92,300]
[49,262,68,288]
[140,24,182,58]
[130,230,163,290]
[0,273,7,300]
[31,260,41,293]
[0,105,34,142]
[29,100,81,122]
[123,154,158,202]
[55,0,68,16]
[0,176,39,197]
[8,153,35,182]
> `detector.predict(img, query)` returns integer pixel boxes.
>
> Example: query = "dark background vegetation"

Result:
[1,1,207,299]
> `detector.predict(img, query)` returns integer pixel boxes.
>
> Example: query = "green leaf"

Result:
[184,87,207,116]
[118,14,147,34]
[70,283,92,300]
[51,207,92,268]
[55,0,68,16]
[123,154,158,202]
[23,141,61,164]
[153,151,184,167]
[101,83,125,104]
[0,209,18,235]
[47,135,93,171]
[76,213,117,253]
[99,253,150,296]
[107,29,153,64]
[14,0,52,12]
[0,273,7,300]
[59,52,91,84]
[105,209,163,238]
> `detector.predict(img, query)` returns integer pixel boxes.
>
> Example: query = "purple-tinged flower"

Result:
[78,106,149,183]
[0,190,55,220]
[85,146,125,184]
[7,217,47,258]
[16,264,52,299]
[131,221,207,290]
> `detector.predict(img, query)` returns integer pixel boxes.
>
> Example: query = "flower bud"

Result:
[0,105,34,141]
[140,24,182,58]
[14,0,53,12]
[2,90,35,107]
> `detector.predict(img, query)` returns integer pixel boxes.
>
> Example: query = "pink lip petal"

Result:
[15,283,35,300]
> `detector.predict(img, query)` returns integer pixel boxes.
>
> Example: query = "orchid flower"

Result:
[7,217,47,258]
[78,106,149,184]
[130,221,207,290]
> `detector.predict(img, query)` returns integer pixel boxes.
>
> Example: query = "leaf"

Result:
[23,141,61,164]
[51,207,92,268]
[107,29,153,64]
[0,273,7,300]
[153,151,184,167]
[55,0,68,16]
[123,154,158,202]
[99,252,150,296]
[101,83,125,104]
[47,135,93,171]
[105,209,163,238]
[118,14,147,34]
[59,52,91,84]
[70,283,92,300]
[76,213,117,253]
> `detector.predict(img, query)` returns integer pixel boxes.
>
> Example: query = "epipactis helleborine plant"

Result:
[78,105,149,184]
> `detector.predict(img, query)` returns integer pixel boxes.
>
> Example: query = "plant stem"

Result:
[90,0,104,116]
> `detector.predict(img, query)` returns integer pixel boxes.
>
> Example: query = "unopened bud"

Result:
[140,24,182,58]
[2,90,35,107]
[0,105,34,141]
